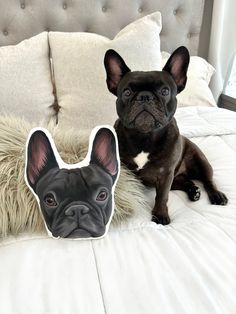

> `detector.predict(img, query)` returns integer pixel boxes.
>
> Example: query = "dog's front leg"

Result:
[152,171,174,225]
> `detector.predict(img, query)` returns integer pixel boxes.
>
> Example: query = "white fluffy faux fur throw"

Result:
[0,116,150,238]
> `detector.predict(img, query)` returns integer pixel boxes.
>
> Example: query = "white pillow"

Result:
[49,12,162,131]
[161,51,217,107]
[0,32,55,125]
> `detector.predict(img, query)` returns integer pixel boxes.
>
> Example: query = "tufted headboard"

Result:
[0,0,212,58]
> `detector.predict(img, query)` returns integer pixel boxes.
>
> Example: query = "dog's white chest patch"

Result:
[133,151,149,170]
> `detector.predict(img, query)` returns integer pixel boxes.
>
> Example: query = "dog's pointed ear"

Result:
[90,128,119,182]
[163,46,190,93]
[104,49,131,95]
[26,130,59,191]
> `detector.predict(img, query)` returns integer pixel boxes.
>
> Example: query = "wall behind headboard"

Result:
[0,0,213,58]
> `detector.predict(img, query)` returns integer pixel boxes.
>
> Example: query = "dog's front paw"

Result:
[152,203,171,225]
[209,190,228,205]
[152,213,170,225]
[152,215,170,225]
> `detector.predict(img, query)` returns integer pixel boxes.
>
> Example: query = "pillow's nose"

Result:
[65,204,90,218]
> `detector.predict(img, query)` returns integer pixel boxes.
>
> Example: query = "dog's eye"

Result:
[161,87,169,96]
[96,190,108,201]
[44,193,57,207]
[123,89,131,97]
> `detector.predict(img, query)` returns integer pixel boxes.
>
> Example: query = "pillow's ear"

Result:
[163,46,190,93]
[26,130,59,191]
[90,128,119,182]
[104,49,131,95]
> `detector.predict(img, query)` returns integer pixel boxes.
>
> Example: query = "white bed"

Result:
[1,106,236,314]
[1,0,236,313]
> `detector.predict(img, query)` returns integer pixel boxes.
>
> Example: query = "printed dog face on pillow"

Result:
[25,126,120,239]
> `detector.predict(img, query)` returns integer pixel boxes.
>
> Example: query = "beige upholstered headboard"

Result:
[0,0,212,58]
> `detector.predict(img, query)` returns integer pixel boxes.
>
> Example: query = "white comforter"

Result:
[1,106,236,314]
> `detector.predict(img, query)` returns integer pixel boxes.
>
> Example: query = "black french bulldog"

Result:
[104,46,228,225]
[25,127,119,238]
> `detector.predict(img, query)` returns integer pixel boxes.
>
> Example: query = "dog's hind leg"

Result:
[184,138,228,206]
[193,153,228,205]
[171,174,201,201]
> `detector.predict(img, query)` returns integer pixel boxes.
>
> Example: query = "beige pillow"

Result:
[0,32,55,125]
[161,51,217,107]
[0,115,150,238]
[49,12,162,131]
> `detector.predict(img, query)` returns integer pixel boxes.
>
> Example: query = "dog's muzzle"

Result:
[128,91,165,132]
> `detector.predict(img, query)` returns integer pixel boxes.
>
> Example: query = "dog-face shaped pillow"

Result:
[25,126,120,239]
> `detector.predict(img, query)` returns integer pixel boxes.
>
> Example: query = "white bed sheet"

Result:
[1,106,236,314]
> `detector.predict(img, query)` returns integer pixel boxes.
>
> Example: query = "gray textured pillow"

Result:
[0,115,150,238]
[0,32,55,125]
[49,12,162,131]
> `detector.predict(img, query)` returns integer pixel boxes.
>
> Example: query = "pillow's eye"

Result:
[161,87,170,96]
[96,190,108,202]
[44,193,58,207]
[123,88,131,97]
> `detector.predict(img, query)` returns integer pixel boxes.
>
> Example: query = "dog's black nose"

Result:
[136,91,155,102]
[65,204,90,217]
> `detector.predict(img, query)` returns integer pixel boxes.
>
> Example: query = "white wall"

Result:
[208,0,236,101]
